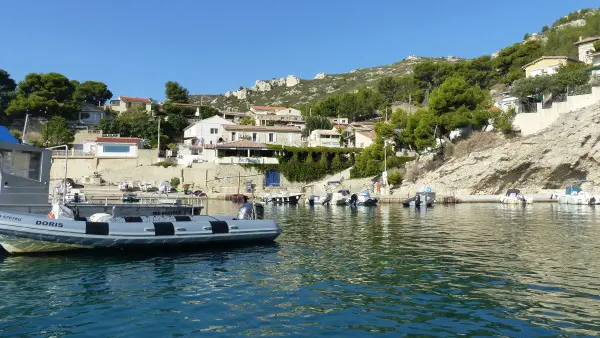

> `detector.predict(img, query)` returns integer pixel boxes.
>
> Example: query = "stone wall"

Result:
[514,86,600,136]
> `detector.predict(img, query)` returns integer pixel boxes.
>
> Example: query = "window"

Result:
[231,132,236,141]
[103,145,131,153]
[268,133,274,142]
[210,128,218,134]
[252,133,257,142]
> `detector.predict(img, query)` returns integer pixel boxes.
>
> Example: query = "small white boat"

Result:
[0,203,281,254]
[349,190,378,207]
[260,191,303,204]
[306,192,333,206]
[556,182,600,205]
[499,188,532,204]
[327,181,351,206]
[403,192,436,208]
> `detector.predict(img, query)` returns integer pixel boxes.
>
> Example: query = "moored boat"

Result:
[306,192,333,206]
[348,190,378,206]
[402,192,436,208]
[260,191,303,204]
[0,202,281,254]
[555,181,600,205]
[499,188,532,204]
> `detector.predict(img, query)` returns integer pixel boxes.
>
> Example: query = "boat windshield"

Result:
[0,149,42,181]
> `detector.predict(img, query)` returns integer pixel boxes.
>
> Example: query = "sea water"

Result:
[1,202,599,336]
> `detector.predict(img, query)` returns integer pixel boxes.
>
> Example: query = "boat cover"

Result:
[506,188,521,196]
[0,126,19,144]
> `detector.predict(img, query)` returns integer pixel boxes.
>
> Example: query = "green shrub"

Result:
[154,161,176,168]
[387,169,403,186]
[170,177,181,188]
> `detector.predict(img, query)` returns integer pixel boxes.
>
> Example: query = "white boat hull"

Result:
[0,212,281,254]
[500,196,533,204]
[557,194,600,205]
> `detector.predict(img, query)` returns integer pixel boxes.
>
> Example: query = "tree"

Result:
[594,40,600,53]
[239,116,256,125]
[75,81,112,105]
[165,81,189,103]
[428,76,490,137]
[376,76,417,103]
[0,70,17,119]
[42,116,75,146]
[304,116,333,136]
[5,72,80,119]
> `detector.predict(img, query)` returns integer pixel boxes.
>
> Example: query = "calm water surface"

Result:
[1,202,600,337]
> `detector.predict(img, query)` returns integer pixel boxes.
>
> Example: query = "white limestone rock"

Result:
[314,72,326,80]
[224,91,232,98]
[252,80,272,92]
[286,75,300,87]
[270,78,286,87]
[232,88,249,100]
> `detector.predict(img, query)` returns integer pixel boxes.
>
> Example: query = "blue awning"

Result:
[0,126,19,144]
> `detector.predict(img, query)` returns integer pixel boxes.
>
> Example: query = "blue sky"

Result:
[1,0,598,101]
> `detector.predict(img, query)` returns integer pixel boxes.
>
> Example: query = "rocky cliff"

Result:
[397,103,600,196]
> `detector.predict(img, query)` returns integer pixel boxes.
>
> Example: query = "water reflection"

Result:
[1,202,600,336]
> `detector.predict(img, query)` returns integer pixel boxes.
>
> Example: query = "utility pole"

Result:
[157,118,161,160]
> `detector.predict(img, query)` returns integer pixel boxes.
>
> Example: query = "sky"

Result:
[1,0,598,101]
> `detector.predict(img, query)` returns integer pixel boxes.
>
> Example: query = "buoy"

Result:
[47,212,55,219]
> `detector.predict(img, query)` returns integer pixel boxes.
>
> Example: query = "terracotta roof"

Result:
[95,137,141,144]
[222,124,301,132]
[119,96,151,103]
[521,56,581,70]
[574,36,600,45]
[356,131,377,140]
[172,103,203,107]
[251,106,288,111]
[216,140,267,149]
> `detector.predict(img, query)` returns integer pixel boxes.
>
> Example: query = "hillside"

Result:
[396,102,600,196]
[189,7,600,113]
[189,56,459,111]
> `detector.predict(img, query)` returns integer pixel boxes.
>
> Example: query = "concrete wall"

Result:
[514,86,600,135]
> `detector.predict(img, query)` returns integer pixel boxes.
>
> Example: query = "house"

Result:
[522,56,581,78]
[328,117,349,125]
[494,93,521,113]
[220,111,247,123]
[83,137,142,158]
[182,116,234,146]
[221,125,303,146]
[308,129,342,147]
[215,140,278,165]
[574,36,600,64]
[75,103,105,126]
[589,52,600,75]
[248,106,305,129]
[177,144,216,166]
[354,131,377,148]
[107,96,152,114]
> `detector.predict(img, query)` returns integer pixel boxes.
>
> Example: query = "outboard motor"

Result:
[237,202,264,220]
[589,197,596,206]
[349,194,358,206]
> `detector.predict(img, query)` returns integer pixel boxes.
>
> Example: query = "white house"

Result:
[355,131,377,148]
[522,56,581,78]
[107,96,152,114]
[183,115,234,146]
[248,106,305,129]
[221,124,303,146]
[308,129,342,147]
[83,137,142,158]
[328,117,349,126]
[494,93,521,113]
[574,36,600,64]
[76,103,105,126]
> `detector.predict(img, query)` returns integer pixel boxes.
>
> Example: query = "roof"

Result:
[216,140,267,149]
[312,129,341,136]
[356,131,377,140]
[573,36,600,45]
[521,56,581,70]
[171,103,202,107]
[95,137,142,144]
[222,124,302,133]
[119,96,151,103]
[250,106,288,111]
[183,115,233,131]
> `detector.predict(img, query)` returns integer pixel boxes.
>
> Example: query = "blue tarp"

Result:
[0,126,19,144]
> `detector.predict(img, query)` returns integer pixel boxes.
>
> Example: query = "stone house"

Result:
[221,124,303,146]
[522,56,581,78]
[107,96,152,114]
[574,36,600,64]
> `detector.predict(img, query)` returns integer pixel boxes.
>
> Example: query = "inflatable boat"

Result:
[0,203,281,254]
